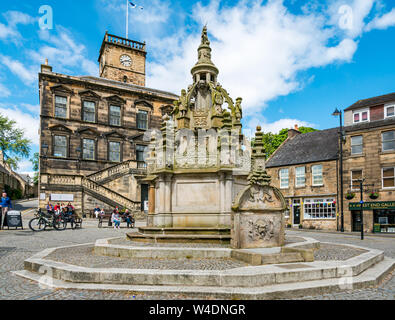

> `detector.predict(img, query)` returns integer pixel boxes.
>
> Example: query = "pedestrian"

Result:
[0,192,12,229]
[112,209,121,229]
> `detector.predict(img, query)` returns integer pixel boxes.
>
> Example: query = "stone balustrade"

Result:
[82,178,140,212]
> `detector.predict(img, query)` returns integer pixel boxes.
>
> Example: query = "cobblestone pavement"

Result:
[314,243,367,261]
[287,230,395,300]
[0,217,394,300]
[46,245,247,270]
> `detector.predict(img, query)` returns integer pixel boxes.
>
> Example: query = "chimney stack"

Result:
[288,124,301,139]
[41,58,52,73]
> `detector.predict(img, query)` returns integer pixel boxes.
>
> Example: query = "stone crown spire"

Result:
[191,26,219,83]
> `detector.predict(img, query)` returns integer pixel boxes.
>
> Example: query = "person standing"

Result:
[0,192,12,229]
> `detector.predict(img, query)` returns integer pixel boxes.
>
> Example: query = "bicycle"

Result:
[29,209,67,232]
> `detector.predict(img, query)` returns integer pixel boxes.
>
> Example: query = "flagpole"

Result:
[126,0,129,39]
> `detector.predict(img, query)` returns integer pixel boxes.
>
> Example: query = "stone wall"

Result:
[343,120,395,232]
[38,70,176,214]
[266,160,338,229]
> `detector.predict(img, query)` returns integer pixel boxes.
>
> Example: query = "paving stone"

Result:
[0,219,393,300]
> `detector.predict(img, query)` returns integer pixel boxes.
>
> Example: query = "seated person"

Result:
[66,202,74,215]
[123,209,135,228]
[54,203,61,215]
[93,205,101,219]
[111,210,121,229]
[46,202,54,214]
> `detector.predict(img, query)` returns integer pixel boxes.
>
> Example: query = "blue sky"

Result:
[0,0,394,175]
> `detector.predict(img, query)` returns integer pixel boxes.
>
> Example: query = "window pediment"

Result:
[104,131,126,139]
[76,127,100,137]
[78,90,101,100]
[50,85,74,95]
[105,95,125,104]
[135,100,153,110]
[48,124,72,133]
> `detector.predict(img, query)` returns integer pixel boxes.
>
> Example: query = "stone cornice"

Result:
[39,72,178,103]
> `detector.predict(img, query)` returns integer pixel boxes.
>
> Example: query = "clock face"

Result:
[120,54,132,67]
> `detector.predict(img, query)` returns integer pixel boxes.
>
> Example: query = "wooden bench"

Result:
[98,214,135,228]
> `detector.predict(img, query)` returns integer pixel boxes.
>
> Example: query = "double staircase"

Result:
[47,160,146,213]
[83,160,146,212]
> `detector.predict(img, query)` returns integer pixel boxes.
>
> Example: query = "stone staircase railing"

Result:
[45,174,140,212]
[82,178,140,212]
[86,160,146,184]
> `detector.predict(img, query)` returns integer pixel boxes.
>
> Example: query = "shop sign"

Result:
[349,201,395,211]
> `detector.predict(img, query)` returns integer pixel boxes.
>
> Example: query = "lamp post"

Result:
[355,180,374,240]
[332,108,344,232]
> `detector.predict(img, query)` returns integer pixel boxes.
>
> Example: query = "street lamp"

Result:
[332,108,344,232]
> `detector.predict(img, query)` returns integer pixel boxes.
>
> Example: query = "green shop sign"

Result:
[349,201,395,211]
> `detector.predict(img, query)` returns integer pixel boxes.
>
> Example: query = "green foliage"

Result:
[4,184,23,200]
[30,152,39,184]
[0,114,31,170]
[253,127,318,159]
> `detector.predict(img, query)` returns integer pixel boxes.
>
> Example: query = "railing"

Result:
[106,33,146,51]
[48,175,77,185]
[87,160,136,182]
[82,178,140,211]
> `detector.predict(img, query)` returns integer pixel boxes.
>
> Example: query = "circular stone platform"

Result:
[14,236,395,300]
[45,244,247,270]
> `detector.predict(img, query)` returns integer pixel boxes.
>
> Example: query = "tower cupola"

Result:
[190,26,219,84]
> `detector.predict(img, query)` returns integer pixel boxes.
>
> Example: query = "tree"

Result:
[0,114,31,170]
[257,126,318,159]
[30,152,39,184]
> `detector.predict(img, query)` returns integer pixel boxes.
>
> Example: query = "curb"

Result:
[287,228,395,238]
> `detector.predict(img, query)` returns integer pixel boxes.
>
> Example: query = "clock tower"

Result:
[98,32,146,86]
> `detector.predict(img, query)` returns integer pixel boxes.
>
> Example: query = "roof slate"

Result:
[345,92,395,111]
[266,128,339,168]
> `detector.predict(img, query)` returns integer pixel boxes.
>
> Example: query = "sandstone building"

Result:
[266,126,340,231]
[38,33,178,215]
[266,92,395,234]
[342,92,395,233]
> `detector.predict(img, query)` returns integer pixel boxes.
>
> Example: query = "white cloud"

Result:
[29,26,98,76]
[15,160,33,174]
[0,106,39,145]
[0,11,35,42]
[21,103,40,115]
[3,10,35,27]
[147,0,361,117]
[0,82,10,97]
[0,55,37,85]
[365,7,395,30]
[0,23,19,40]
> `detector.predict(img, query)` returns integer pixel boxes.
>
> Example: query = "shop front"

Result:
[349,201,395,233]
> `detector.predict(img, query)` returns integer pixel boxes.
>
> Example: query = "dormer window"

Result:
[353,109,369,124]
[385,105,395,118]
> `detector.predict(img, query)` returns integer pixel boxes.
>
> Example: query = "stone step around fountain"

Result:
[21,241,386,288]
[127,232,231,244]
[15,256,395,300]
